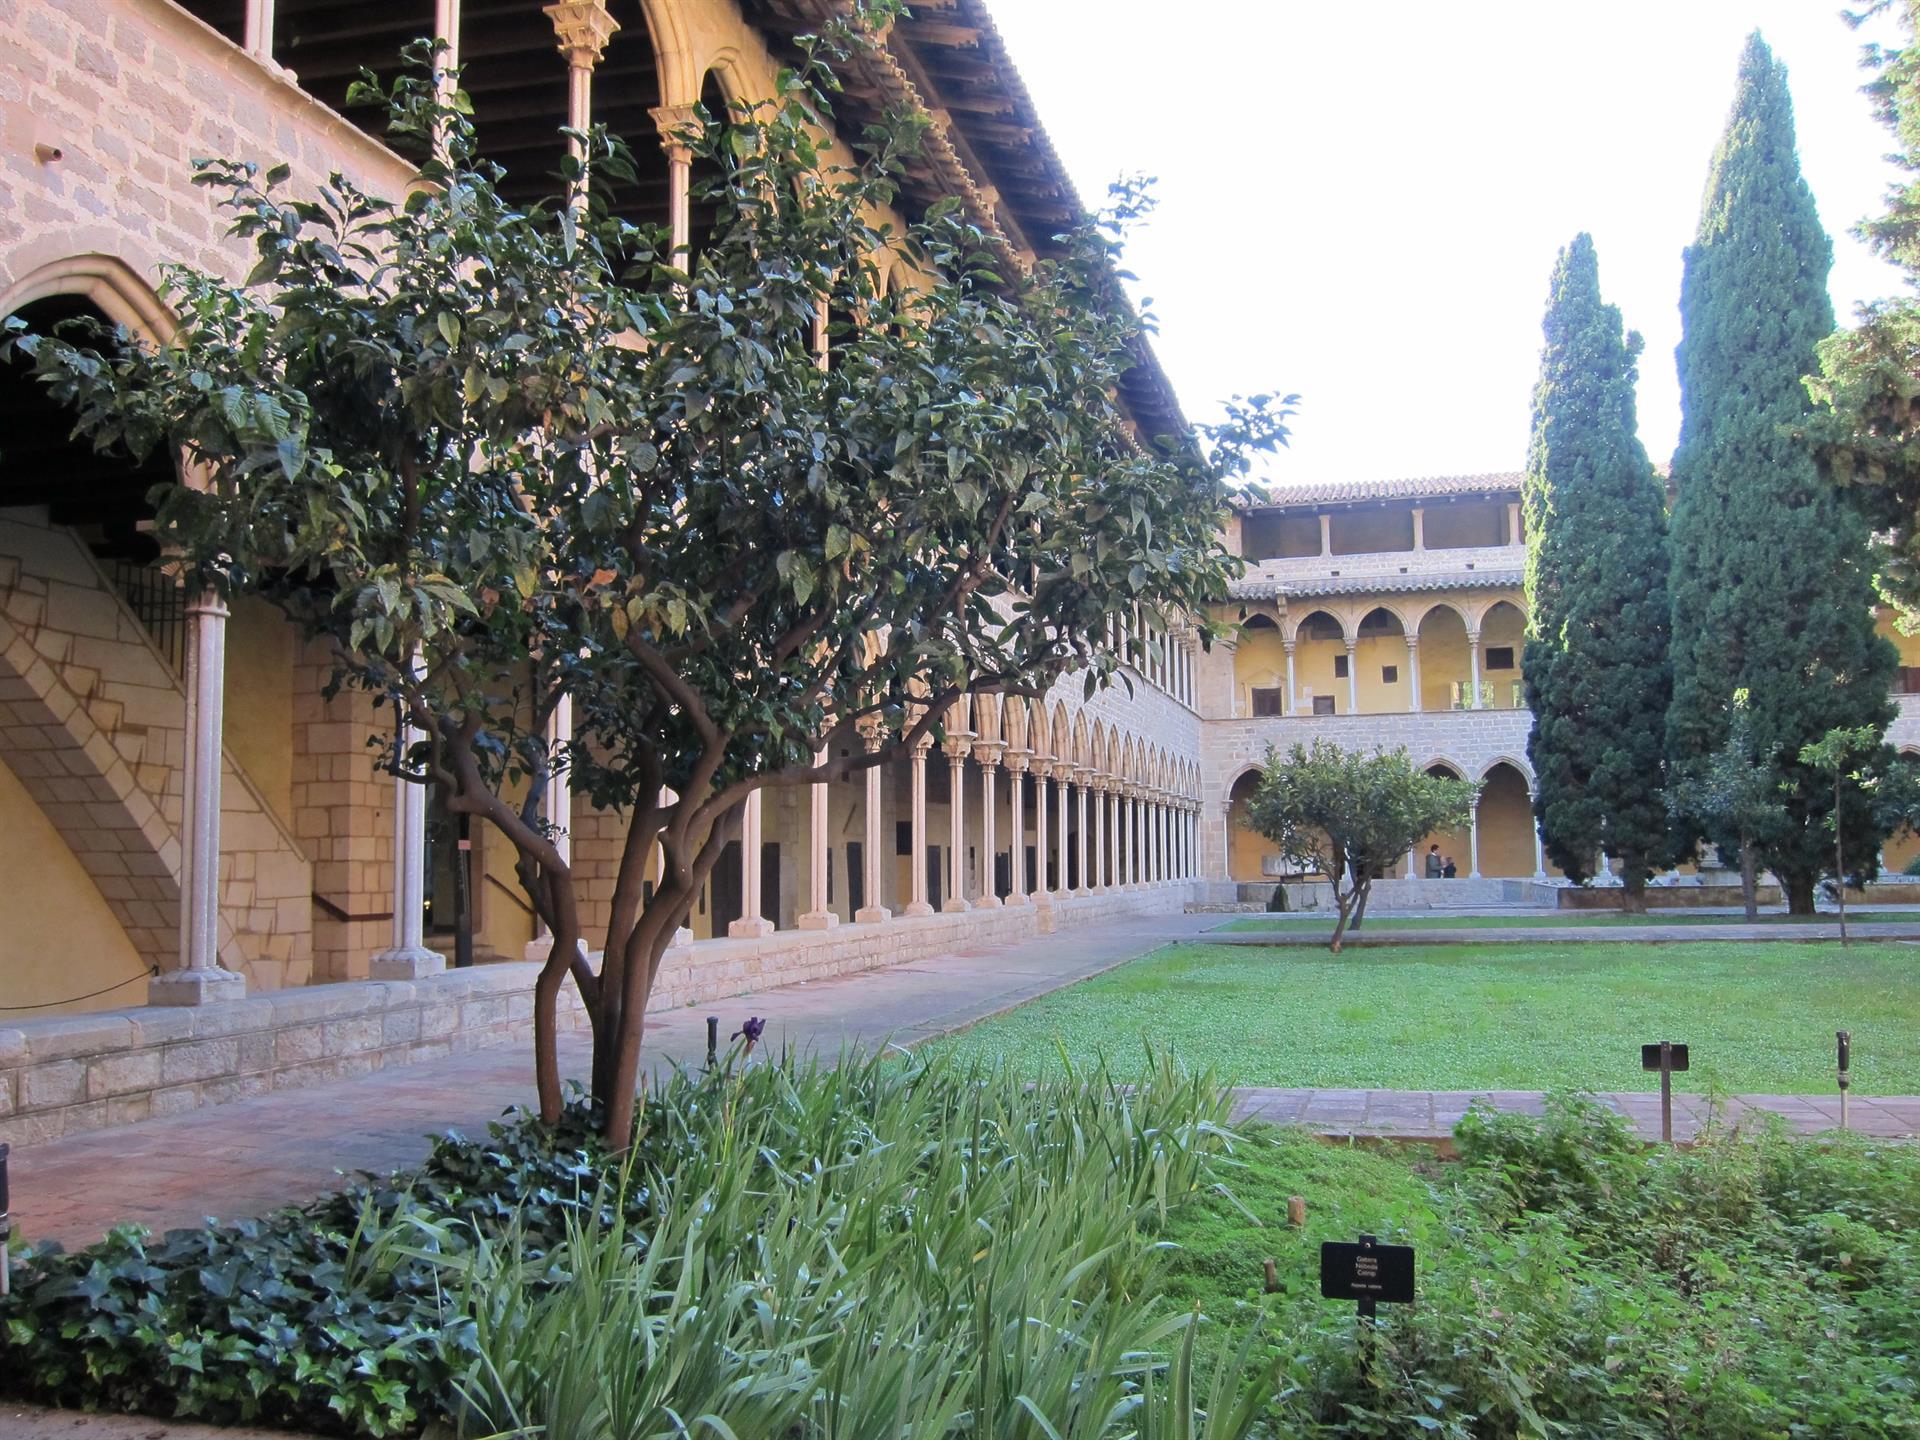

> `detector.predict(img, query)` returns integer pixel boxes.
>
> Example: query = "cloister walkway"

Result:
[11,910,1919,1251]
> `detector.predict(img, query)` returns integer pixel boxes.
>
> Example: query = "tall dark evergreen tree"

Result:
[1668,32,1898,913]
[1523,234,1672,910]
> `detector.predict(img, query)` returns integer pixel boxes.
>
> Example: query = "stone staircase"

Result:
[0,509,312,990]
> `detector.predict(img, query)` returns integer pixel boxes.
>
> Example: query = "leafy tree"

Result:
[1800,725,1887,942]
[1522,233,1672,910]
[1664,690,1786,921]
[1667,31,1897,914]
[1245,741,1476,953]
[1808,2,1920,615]
[4,23,1288,1142]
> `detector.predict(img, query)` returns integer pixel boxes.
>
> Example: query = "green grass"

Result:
[1167,1108,1920,1436]
[937,939,1920,1092]
[1212,909,1920,932]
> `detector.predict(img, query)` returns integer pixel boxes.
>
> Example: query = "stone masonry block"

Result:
[160,1038,239,1085]
[87,1048,162,1098]
[22,1059,86,1110]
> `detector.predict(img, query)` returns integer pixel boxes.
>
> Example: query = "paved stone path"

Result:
[1228,1087,1920,1143]
[10,910,1918,1252]
[10,912,1218,1249]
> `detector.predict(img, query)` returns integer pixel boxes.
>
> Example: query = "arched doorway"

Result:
[1478,762,1536,877]
[1415,762,1471,881]
[1291,610,1348,715]
[1227,769,1268,883]
[1416,604,1471,711]
[1479,602,1528,710]
[1234,611,1286,716]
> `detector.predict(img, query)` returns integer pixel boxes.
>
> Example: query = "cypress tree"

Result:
[1668,32,1897,913]
[1523,234,1672,910]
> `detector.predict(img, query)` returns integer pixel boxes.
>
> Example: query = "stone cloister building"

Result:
[8,0,1920,1145]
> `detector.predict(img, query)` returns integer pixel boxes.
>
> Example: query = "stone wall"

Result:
[0,510,313,993]
[0,879,1195,1145]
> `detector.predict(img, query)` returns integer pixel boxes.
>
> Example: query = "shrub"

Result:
[1,1051,1270,1438]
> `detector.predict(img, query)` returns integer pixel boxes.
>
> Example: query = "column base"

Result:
[903,901,935,917]
[728,916,776,939]
[855,905,893,924]
[798,911,839,931]
[941,897,972,913]
[1004,894,1031,908]
[370,945,447,980]
[148,966,247,1007]
[976,894,1002,909]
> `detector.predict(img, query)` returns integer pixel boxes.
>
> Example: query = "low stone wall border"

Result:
[0,882,1193,1146]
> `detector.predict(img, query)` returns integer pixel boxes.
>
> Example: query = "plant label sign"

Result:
[1319,1234,1414,1307]
[1642,1043,1689,1072]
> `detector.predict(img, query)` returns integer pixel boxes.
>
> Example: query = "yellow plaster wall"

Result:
[1416,609,1471,710]
[1480,603,1528,709]
[1477,766,1536,877]
[1233,626,1287,713]
[1877,609,1920,666]
[1292,634,1346,714]
[1354,629,1411,713]
[223,597,296,833]
[0,755,146,1014]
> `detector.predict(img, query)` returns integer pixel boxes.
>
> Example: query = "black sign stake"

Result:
[1321,1233,1414,1380]
[1838,1030,1852,1132]
[0,1142,11,1299]
[706,1016,720,1071]
[1641,1041,1689,1144]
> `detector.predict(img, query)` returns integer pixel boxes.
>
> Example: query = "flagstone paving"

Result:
[8,911,1918,1252]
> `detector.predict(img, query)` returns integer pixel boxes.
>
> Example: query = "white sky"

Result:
[988,0,1914,487]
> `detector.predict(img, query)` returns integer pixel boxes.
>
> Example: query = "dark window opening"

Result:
[1251,687,1284,717]
[1486,646,1516,671]
[1312,696,1336,716]
[1382,665,1399,684]
[895,820,912,856]
[1333,654,1350,679]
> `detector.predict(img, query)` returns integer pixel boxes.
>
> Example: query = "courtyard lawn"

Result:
[936,939,1920,1093]
[1211,909,1920,932]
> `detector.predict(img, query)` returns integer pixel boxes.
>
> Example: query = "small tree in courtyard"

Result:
[1245,741,1477,953]
[5,19,1290,1142]
[1664,690,1785,921]
[1800,725,1887,943]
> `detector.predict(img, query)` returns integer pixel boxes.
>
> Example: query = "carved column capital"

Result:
[650,102,702,161]
[545,0,619,68]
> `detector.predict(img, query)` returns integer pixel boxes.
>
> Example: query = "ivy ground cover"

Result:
[934,940,1920,1093]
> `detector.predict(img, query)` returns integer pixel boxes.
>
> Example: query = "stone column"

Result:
[243,0,276,59]
[524,692,574,961]
[372,647,446,982]
[1033,761,1051,899]
[1507,500,1522,544]
[1132,793,1145,885]
[1074,773,1091,895]
[943,742,971,912]
[1319,513,1332,556]
[1092,779,1108,890]
[547,0,619,209]
[153,590,247,1004]
[1405,848,1418,879]
[1412,506,1425,551]
[1345,638,1360,714]
[1532,815,1548,882]
[1468,629,1484,710]
[856,728,890,923]
[1406,634,1422,713]
[906,739,933,916]
[1005,750,1029,905]
[975,742,1002,908]
[1468,800,1482,880]
[799,746,837,930]
[1283,638,1297,715]
[729,790,774,937]
[1062,770,1077,896]
[650,103,699,272]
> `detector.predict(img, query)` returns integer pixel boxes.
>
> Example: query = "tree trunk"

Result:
[1835,787,1849,947]
[1782,870,1817,916]
[1620,870,1648,915]
[1349,876,1371,932]
[1738,839,1758,923]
